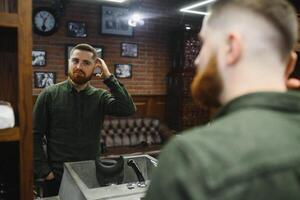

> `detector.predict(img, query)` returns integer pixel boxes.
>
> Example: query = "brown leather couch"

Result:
[100,118,175,157]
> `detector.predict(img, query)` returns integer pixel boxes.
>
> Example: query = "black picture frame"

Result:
[99,5,133,36]
[34,71,56,88]
[114,64,132,78]
[121,42,138,58]
[32,50,46,66]
[64,44,104,75]
[66,21,87,38]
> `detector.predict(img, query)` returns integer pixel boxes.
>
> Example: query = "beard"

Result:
[68,68,93,85]
[191,54,223,108]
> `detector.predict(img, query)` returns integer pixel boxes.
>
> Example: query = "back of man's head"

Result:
[207,0,298,61]
[192,0,299,106]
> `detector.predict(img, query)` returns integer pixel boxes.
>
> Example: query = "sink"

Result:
[58,155,157,200]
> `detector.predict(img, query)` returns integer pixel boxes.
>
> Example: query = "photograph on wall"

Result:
[34,71,56,88]
[100,5,133,36]
[121,42,138,58]
[65,44,103,75]
[114,64,132,78]
[66,21,87,38]
[32,50,46,66]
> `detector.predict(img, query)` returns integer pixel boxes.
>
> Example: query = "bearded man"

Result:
[146,0,300,199]
[33,43,136,197]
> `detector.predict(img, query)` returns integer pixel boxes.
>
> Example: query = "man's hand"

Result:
[95,58,112,79]
[45,171,55,181]
[286,78,300,90]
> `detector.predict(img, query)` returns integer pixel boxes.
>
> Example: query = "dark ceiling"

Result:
[174,0,300,11]
[289,0,300,11]
[37,0,300,16]
[170,0,300,16]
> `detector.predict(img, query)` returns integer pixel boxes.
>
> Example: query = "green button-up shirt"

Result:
[146,91,300,200]
[33,75,136,178]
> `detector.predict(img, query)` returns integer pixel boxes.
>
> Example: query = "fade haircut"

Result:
[208,0,298,60]
[70,43,97,60]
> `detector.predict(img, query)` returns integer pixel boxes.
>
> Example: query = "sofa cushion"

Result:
[100,118,162,148]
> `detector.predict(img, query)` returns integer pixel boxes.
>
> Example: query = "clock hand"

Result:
[41,14,50,31]
[41,19,47,31]
[39,12,47,20]
[44,13,50,21]
[41,23,46,31]
[37,13,47,31]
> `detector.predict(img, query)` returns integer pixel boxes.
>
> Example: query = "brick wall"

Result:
[32,0,200,96]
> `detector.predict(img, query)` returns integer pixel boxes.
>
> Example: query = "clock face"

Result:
[33,7,58,36]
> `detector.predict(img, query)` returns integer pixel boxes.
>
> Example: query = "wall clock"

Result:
[33,7,59,36]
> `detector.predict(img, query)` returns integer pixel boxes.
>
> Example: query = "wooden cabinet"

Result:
[0,0,33,199]
[166,28,211,131]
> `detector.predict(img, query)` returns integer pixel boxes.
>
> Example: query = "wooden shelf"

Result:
[0,0,33,199]
[0,127,20,142]
[0,12,18,27]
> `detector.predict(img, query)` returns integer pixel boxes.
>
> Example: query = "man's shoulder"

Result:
[179,107,300,165]
[85,85,108,96]
[168,109,300,192]
[36,81,69,101]
[43,80,68,93]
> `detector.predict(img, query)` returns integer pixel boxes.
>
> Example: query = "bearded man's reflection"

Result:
[33,43,136,197]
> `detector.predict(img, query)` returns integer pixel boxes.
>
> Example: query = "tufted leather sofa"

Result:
[100,118,175,157]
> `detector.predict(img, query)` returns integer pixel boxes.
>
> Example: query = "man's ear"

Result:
[285,51,297,79]
[226,32,242,66]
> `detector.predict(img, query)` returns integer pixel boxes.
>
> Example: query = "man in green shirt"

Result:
[33,44,136,196]
[146,0,300,199]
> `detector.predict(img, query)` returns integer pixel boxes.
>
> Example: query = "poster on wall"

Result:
[121,43,138,58]
[34,71,56,88]
[100,5,133,36]
[66,21,87,38]
[114,64,132,78]
[32,50,46,66]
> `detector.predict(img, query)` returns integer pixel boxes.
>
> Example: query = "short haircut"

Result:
[208,0,298,59]
[70,43,97,60]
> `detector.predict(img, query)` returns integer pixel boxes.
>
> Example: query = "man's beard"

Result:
[68,69,93,85]
[191,55,223,108]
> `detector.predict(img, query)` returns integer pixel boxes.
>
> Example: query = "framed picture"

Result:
[114,64,132,78]
[121,42,138,58]
[34,71,56,88]
[65,44,104,75]
[32,50,46,66]
[100,5,133,36]
[66,21,87,38]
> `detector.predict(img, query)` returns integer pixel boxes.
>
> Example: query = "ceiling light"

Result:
[180,0,216,15]
[128,13,145,27]
[101,0,128,3]
[184,24,192,30]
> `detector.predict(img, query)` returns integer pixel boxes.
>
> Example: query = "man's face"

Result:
[68,49,95,85]
[191,24,223,107]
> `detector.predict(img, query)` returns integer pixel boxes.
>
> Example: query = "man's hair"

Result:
[70,43,97,60]
[208,0,298,59]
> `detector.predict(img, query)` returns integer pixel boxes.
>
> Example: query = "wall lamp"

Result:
[128,13,144,27]
[101,0,128,3]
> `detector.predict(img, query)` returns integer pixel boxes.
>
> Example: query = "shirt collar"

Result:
[66,78,92,93]
[215,91,300,119]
